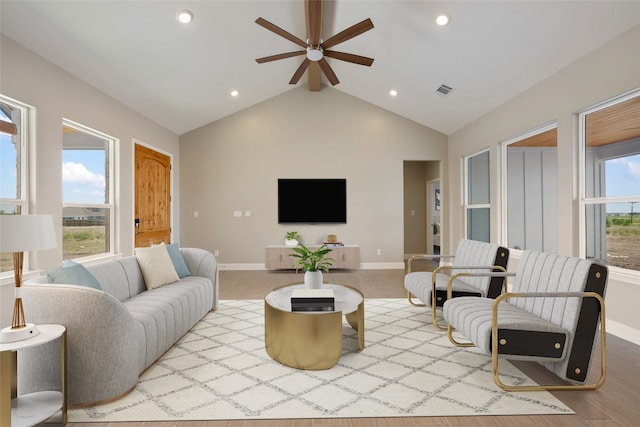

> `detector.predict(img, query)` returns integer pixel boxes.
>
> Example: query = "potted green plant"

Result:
[289,244,334,289]
[284,231,300,246]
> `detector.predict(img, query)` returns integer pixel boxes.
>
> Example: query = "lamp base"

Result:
[0,323,40,343]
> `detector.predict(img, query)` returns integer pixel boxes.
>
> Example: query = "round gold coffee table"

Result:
[264,283,364,370]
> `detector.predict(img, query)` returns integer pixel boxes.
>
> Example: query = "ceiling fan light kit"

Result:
[255,0,374,89]
[306,47,323,61]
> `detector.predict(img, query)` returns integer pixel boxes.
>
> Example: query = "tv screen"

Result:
[278,179,347,224]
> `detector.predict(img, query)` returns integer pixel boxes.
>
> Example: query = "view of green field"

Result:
[0,225,107,271]
[606,213,640,271]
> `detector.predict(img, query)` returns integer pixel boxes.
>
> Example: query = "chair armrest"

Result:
[443,268,511,299]
[490,290,606,390]
[407,254,455,273]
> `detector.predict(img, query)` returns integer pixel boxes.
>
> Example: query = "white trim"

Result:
[608,266,640,284]
[218,262,405,271]
[219,263,267,271]
[360,262,405,269]
[606,319,640,346]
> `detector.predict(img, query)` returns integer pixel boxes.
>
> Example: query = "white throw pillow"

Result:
[135,245,180,290]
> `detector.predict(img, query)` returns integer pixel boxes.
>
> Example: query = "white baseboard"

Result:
[359,262,405,269]
[219,262,405,271]
[606,319,640,346]
[218,263,266,270]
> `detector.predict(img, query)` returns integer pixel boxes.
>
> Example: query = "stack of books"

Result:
[291,288,335,312]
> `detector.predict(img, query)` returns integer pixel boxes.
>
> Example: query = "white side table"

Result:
[0,324,67,427]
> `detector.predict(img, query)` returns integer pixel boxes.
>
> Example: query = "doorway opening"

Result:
[403,161,442,265]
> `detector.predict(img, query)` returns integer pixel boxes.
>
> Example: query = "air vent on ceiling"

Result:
[436,84,454,96]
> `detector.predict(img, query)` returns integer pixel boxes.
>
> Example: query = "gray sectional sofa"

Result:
[18,247,218,406]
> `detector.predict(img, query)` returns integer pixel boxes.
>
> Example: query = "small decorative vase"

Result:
[304,271,323,289]
[285,239,298,246]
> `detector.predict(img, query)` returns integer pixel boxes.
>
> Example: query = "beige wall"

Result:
[447,25,640,341]
[0,35,180,270]
[179,87,447,267]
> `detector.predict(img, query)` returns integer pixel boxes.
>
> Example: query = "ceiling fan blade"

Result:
[322,18,374,49]
[318,58,339,86]
[255,51,306,64]
[255,17,308,49]
[305,0,323,46]
[290,58,311,84]
[307,62,322,91]
[324,50,374,67]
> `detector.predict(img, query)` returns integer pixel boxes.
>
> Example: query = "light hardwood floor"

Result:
[66,268,640,427]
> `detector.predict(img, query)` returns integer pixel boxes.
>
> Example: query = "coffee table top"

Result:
[265,283,363,315]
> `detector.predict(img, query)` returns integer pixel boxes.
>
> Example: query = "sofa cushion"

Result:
[124,276,214,368]
[135,245,179,290]
[47,260,101,290]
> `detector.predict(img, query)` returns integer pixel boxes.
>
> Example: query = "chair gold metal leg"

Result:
[491,292,607,391]
[447,325,475,347]
[407,291,426,307]
[431,269,447,330]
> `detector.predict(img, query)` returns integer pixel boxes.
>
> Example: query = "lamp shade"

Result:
[0,214,57,253]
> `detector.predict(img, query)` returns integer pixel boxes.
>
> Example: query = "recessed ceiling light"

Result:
[389,89,398,97]
[230,90,239,97]
[177,10,193,24]
[436,15,449,26]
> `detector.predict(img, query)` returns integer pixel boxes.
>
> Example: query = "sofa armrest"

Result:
[19,284,145,405]
[181,247,219,310]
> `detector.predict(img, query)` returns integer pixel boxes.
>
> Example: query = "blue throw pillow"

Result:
[47,259,102,290]
[166,243,191,278]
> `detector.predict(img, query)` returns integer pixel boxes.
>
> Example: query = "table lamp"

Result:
[0,214,57,343]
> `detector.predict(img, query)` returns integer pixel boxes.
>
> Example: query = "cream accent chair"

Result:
[443,250,607,391]
[405,240,510,329]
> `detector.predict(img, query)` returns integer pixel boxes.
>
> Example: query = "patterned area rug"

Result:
[69,299,573,421]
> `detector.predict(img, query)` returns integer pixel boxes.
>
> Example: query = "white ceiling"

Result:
[1,1,639,136]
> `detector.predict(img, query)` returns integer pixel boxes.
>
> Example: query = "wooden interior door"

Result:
[135,144,171,247]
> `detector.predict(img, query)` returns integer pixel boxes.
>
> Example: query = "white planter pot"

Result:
[304,271,323,289]
[285,239,298,246]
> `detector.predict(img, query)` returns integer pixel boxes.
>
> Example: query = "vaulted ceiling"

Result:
[1,1,639,136]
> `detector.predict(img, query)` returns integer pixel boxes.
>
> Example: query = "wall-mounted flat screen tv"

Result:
[278,178,347,224]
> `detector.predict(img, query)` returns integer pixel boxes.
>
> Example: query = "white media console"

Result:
[265,245,360,270]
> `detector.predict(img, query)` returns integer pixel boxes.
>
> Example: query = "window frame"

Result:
[62,118,116,261]
[463,148,491,242]
[578,89,640,278]
[0,95,33,277]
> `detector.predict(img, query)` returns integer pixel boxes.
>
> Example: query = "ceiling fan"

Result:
[255,0,374,91]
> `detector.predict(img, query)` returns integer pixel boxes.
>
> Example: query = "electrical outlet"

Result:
[193,210,199,218]
[377,249,382,256]
[214,250,219,257]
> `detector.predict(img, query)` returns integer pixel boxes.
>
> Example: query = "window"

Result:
[62,120,115,260]
[580,91,640,272]
[502,123,558,252]
[0,95,30,274]
[464,149,490,242]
